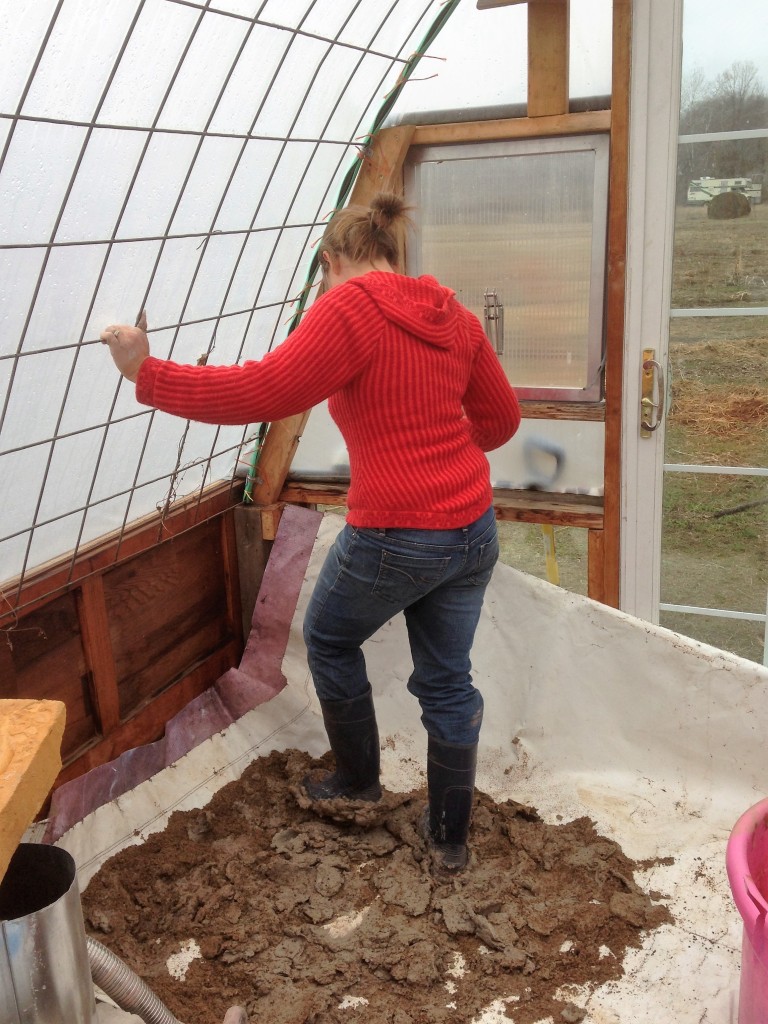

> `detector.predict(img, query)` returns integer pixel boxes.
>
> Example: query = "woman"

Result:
[102,193,521,875]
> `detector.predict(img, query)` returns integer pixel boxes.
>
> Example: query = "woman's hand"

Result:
[100,311,149,382]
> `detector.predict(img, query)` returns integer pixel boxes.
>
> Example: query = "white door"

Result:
[622,0,768,665]
[621,0,684,618]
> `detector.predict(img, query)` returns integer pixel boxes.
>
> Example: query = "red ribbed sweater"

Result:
[136,272,521,528]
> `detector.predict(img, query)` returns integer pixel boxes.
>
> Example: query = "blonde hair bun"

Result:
[370,192,408,230]
[321,191,411,268]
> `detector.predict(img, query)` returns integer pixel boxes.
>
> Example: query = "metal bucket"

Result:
[0,842,95,1024]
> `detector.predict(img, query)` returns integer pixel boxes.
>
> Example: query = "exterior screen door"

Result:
[623,0,768,665]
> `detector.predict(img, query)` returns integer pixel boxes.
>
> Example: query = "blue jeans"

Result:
[303,507,499,745]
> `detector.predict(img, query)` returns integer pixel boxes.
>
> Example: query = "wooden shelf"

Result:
[279,480,603,530]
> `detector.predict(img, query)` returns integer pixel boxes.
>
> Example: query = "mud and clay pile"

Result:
[82,749,672,1024]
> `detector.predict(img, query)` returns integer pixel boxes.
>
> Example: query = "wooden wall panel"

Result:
[4,502,244,791]
[104,520,234,719]
[0,593,97,759]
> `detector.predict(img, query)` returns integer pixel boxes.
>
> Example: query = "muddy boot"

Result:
[423,736,478,875]
[302,687,382,802]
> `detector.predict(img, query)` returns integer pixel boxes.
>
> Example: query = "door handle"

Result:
[640,349,665,436]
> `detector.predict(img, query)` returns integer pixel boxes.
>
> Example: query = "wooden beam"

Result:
[494,490,603,529]
[350,124,416,204]
[601,0,632,608]
[278,482,348,508]
[219,512,244,648]
[76,576,120,735]
[412,109,610,146]
[247,411,311,506]
[528,0,570,118]
[233,506,274,637]
[521,400,605,422]
[587,529,606,602]
[278,480,603,530]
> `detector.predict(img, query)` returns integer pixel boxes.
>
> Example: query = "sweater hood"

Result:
[349,272,459,348]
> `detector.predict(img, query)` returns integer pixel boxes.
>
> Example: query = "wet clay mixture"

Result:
[82,749,672,1024]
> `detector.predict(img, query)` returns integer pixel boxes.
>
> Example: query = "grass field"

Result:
[663,204,766,661]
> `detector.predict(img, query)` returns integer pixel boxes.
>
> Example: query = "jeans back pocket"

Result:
[372,551,451,603]
[467,536,499,587]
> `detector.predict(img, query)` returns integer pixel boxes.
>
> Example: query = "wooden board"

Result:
[278,480,603,530]
[528,0,570,117]
[412,110,611,146]
[601,0,632,608]
[0,593,96,760]
[105,519,234,719]
[0,699,65,881]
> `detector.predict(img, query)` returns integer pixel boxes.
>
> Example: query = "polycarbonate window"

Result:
[405,134,610,401]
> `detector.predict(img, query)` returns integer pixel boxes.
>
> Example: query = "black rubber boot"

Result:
[423,736,478,875]
[302,687,382,802]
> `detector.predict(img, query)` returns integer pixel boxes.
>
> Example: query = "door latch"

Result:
[640,347,665,436]
[484,289,504,355]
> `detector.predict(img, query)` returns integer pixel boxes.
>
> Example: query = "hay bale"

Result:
[707,190,752,219]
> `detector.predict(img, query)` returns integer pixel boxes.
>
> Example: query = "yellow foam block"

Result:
[0,699,66,883]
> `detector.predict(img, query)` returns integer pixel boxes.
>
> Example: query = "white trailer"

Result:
[687,176,763,204]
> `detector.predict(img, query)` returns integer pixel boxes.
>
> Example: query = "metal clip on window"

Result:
[483,289,504,355]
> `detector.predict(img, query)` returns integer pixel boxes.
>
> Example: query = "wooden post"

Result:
[247,413,311,508]
[587,529,606,603]
[601,0,632,608]
[237,413,308,630]
[77,576,120,734]
[233,505,274,639]
[528,0,570,118]
[350,125,416,204]
[220,512,244,650]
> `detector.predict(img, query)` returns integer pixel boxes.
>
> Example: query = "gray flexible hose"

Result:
[87,936,182,1024]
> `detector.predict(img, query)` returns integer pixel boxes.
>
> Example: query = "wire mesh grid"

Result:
[0,0,458,619]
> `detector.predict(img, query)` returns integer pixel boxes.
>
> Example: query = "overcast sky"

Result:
[392,0,768,120]
[682,0,768,82]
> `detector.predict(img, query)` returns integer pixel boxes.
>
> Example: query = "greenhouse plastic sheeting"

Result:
[0,0,453,590]
[55,508,768,1023]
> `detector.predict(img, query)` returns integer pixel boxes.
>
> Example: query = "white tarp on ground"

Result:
[58,511,768,1022]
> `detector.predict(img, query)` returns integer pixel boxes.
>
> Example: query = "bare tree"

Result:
[711,61,765,130]
[678,67,713,199]
[678,61,768,198]
[680,67,710,125]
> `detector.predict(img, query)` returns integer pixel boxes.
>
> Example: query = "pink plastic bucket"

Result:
[726,797,768,1024]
